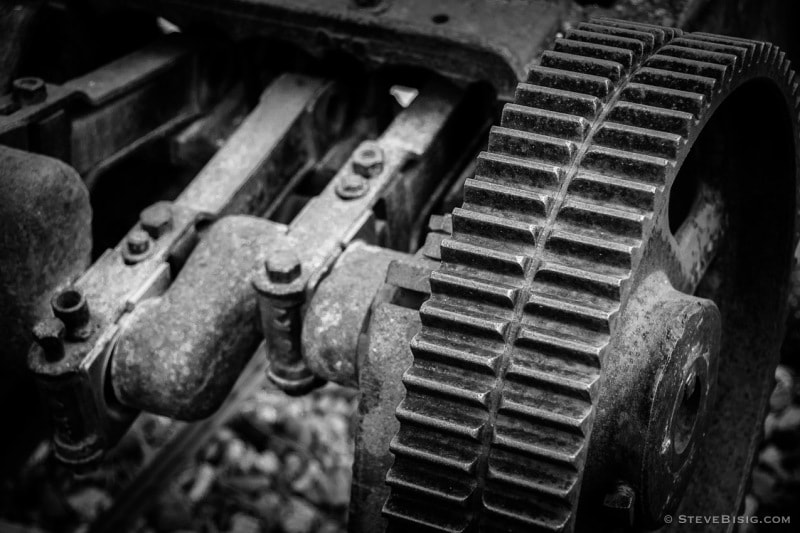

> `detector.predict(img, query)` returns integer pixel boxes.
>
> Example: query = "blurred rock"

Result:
[280,497,317,533]
[66,487,111,522]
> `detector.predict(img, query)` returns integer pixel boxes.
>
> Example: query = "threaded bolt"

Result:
[51,288,91,341]
[126,229,151,255]
[265,250,302,284]
[32,318,66,362]
[139,202,173,238]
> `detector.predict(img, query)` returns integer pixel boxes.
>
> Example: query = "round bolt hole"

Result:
[674,373,702,455]
[54,289,84,313]
[431,13,449,24]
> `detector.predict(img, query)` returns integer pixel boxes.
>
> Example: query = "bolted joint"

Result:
[122,229,153,264]
[12,77,47,106]
[253,248,324,396]
[265,249,302,284]
[351,141,384,178]
[51,287,92,341]
[32,317,66,362]
[139,201,173,238]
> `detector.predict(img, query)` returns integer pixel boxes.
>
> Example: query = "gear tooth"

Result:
[515,327,603,369]
[397,393,487,440]
[594,121,683,159]
[421,299,509,341]
[564,28,652,59]
[551,40,632,71]
[646,54,731,85]
[386,461,476,505]
[406,360,496,407]
[589,17,680,46]
[492,413,586,464]
[682,34,758,66]
[569,170,659,211]
[527,65,613,99]
[671,36,749,70]
[483,490,572,533]
[499,383,593,435]
[488,450,579,500]
[431,268,520,309]
[573,23,654,54]
[620,82,705,116]
[546,228,635,269]
[391,426,481,473]
[515,83,602,119]
[501,104,591,142]
[464,178,552,219]
[557,198,647,239]
[541,49,624,82]
[608,101,694,135]
[632,66,717,97]
[489,126,577,165]
[452,207,540,250]
[658,44,738,69]
[411,335,502,374]
[383,494,470,533]
[524,293,615,333]
[535,261,625,300]
[476,152,563,192]
[581,145,671,184]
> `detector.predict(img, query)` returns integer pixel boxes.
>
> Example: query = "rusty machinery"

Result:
[2,0,800,531]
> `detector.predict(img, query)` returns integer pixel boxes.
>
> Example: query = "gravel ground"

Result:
[1,367,797,533]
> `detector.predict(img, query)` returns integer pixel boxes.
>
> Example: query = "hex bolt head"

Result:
[335,174,369,199]
[51,288,92,341]
[12,77,47,106]
[351,141,384,178]
[126,229,152,255]
[603,481,636,527]
[32,317,66,362]
[139,202,173,238]
[265,249,302,284]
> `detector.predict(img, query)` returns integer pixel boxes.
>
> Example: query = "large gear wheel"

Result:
[384,18,800,533]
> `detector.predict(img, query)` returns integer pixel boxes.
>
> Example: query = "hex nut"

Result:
[336,174,369,199]
[12,77,47,106]
[351,141,384,178]
[127,229,152,255]
[139,202,173,238]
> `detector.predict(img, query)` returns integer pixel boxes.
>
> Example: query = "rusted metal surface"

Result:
[254,80,483,396]
[0,146,91,374]
[112,216,285,420]
[112,0,569,100]
[0,35,219,179]
[302,242,407,388]
[27,199,199,466]
[176,74,347,217]
[0,146,91,470]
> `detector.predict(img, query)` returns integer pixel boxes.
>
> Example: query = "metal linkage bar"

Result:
[27,73,346,467]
